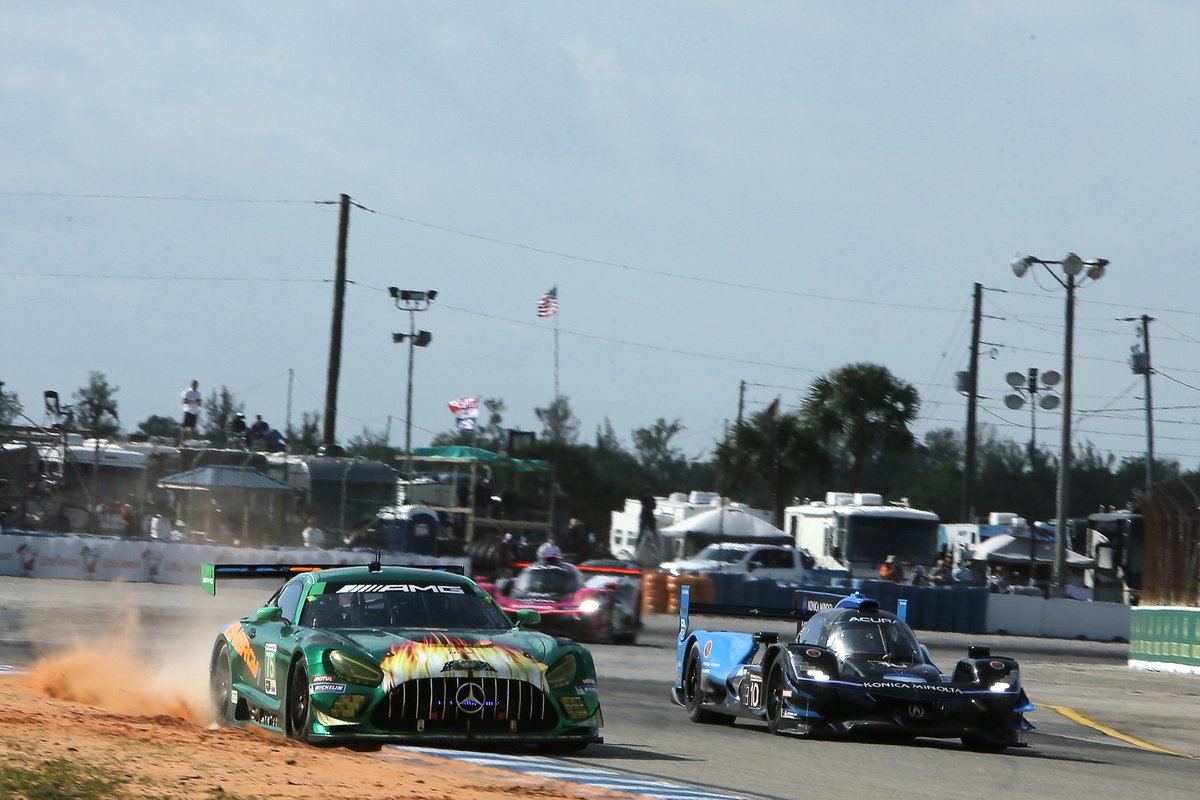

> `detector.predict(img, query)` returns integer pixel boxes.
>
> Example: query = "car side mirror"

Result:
[747,562,759,572]
[255,605,283,622]
[514,609,541,627]
[967,645,991,659]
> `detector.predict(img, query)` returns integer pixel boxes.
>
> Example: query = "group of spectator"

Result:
[178,379,285,451]
[878,554,985,587]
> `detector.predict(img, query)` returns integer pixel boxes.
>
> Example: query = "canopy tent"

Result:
[410,445,552,472]
[660,505,788,540]
[157,465,297,543]
[967,531,1095,567]
[655,506,792,562]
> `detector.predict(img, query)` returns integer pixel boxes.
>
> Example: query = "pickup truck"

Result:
[658,543,819,581]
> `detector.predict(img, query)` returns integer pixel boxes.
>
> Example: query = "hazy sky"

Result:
[4,2,1200,475]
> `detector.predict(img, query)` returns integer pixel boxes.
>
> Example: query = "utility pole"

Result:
[962,282,982,522]
[1123,315,1155,488]
[737,380,746,425]
[323,194,351,448]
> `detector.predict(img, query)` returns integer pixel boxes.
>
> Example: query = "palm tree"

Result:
[802,363,919,490]
[715,401,829,528]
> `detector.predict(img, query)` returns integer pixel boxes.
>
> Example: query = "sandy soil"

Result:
[0,649,623,800]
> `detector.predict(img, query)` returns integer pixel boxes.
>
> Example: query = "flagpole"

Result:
[554,304,560,399]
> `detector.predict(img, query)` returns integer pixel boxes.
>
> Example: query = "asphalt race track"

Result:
[1,577,1197,799]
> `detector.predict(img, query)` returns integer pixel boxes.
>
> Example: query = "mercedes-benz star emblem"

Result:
[908,704,926,719]
[456,682,486,714]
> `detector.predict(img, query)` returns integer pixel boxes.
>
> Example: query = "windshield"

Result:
[299,582,510,630]
[828,618,921,662]
[844,515,939,564]
[514,564,582,595]
[693,545,749,564]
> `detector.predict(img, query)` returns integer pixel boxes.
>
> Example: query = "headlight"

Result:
[806,669,831,682]
[327,650,384,687]
[989,681,1012,693]
[546,655,578,689]
[578,598,602,614]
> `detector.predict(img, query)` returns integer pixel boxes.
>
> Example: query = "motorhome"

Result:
[784,491,940,576]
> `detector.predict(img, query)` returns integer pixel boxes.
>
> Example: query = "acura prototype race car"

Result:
[672,586,1034,751]
[202,562,603,750]
[481,555,642,644]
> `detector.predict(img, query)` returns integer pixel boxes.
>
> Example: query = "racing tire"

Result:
[764,660,787,736]
[210,641,235,726]
[683,647,726,724]
[286,658,313,742]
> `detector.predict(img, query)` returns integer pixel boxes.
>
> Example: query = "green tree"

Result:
[0,385,21,425]
[346,427,398,461]
[535,395,579,445]
[137,414,178,439]
[714,402,829,527]
[201,386,242,446]
[802,362,919,490]
[632,418,687,485]
[72,371,120,437]
[287,411,321,455]
[479,398,507,451]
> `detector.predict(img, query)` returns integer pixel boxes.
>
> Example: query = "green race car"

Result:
[202,562,603,750]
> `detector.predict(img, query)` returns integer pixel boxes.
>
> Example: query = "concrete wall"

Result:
[986,592,1131,641]
[0,530,469,585]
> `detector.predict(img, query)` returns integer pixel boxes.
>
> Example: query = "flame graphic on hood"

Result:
[378,634,548,691]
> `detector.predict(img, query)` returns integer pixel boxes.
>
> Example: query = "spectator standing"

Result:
[248,414,269,450]
[637,487,656,545]
[301,518,329,548]
[179,380,202,444]
[952,561,975,584]
[929,557,953,586]
[879,554,904,583]
[229,412,248,448]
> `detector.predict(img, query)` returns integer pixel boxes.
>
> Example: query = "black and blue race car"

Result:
[672,586,1034,751]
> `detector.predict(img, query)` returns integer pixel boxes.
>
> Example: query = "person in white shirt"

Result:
[301,519,329,548]
[179,379,202,444]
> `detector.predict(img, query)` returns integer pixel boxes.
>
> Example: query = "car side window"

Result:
[798,611,827,644]
[276,582,303,624]
[762,549,789,569]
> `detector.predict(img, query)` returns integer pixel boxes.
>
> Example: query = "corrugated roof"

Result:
[157,465,297,492]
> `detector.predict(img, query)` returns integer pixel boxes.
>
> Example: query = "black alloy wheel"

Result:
[286,658,312,742]
[210,641,234,726]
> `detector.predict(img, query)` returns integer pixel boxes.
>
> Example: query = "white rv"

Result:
[784,492,940,576]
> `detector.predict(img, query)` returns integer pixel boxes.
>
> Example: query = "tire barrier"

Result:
[641,571,669,615]
[665,573,715,613]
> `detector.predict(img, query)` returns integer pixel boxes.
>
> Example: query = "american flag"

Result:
[537,286,558,318]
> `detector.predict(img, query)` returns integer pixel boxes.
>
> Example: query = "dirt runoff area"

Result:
[0,648,624,800]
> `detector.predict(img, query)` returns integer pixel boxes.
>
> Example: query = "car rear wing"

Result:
[200,562,467,595]
[678,585,897,639]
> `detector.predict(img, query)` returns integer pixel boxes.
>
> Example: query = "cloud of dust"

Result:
[20,597,221,726]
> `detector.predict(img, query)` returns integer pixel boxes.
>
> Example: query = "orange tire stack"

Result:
[665,573,716,614]
[640,571,669,615]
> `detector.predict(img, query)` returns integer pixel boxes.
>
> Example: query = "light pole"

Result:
[1003,368,1060,469]
[389,288,436,467]
[1011,253,1109,596]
